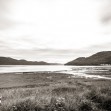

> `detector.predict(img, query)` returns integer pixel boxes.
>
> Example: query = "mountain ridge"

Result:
[65,51,111,65]
[0,57,50,65]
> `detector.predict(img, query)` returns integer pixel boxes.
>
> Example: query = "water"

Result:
[0,65,111,79]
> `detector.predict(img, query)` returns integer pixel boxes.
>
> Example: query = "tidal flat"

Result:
[0,72,111,111]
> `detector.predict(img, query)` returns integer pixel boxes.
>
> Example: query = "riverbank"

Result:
[1,65,111,80]
[0,72,73,89]
[0,72,111,111]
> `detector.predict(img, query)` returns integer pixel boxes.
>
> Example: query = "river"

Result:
[0,65,111,79]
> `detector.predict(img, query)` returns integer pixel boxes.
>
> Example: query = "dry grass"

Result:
[0,72,111,111]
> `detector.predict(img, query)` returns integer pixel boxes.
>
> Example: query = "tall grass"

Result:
[0,73,111,111]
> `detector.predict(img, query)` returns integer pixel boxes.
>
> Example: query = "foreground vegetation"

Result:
[0,72,111,111]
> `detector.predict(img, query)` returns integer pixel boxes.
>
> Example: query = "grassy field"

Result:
[0,72,111,111]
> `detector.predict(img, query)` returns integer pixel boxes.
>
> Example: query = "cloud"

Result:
[0,0,111,63]
[88,42,111,54]
[0,36,111,63]
[0,19,15,30]
[0,0,15,30]
[101,0,111,23]
[0,38,90,63]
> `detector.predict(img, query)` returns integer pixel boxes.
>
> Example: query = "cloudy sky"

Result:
[0,0,111,63]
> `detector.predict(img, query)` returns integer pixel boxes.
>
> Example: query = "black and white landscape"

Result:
[0,0,111,111]
[65,51,111,65]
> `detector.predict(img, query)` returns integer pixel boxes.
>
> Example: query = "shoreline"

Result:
[0,71,111,89]
[0,72,111,111]
[0,70,111,79]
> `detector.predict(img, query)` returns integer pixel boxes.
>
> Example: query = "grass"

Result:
[0,72,111,111]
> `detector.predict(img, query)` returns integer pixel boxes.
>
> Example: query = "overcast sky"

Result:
[0,0,111,63]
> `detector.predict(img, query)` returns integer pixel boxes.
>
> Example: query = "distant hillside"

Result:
[65,51,111,65]
[0,57,50,65]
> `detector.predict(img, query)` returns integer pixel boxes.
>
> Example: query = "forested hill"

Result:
[0,57,50,65]
[65,51,111,65]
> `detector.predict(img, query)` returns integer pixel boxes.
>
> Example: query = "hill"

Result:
[65,51,111,65]
[0,57,50,65]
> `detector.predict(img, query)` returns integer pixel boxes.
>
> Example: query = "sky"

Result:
[0,0,111,63]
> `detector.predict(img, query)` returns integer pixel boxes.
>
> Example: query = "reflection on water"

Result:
[0,65,111,79]
[0,65,70,73]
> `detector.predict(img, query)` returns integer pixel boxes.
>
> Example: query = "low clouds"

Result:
[0,37,111,63]
[0,38,90,63]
